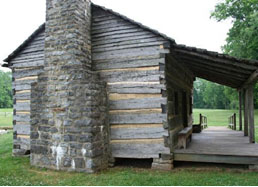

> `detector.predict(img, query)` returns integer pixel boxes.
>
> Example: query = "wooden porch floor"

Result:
[174,126,258,165]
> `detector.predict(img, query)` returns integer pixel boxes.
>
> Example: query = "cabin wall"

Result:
[165,54,194,150]
[10,30,45,156]
[92,7,171,159]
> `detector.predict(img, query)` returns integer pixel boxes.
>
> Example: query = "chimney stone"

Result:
[30,0,110,173]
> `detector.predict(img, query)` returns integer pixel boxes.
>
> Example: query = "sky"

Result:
[0,0,232,72]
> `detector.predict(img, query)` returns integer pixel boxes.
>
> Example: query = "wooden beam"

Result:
[247,86,255,143]
[187,67,240,88]
[178,55,252,75]
[244,89,249,136]
[186,63,246,81]
[183,60,250,79]
[239,69,258,90]
[239,91,243,131]
[174,48,258,70]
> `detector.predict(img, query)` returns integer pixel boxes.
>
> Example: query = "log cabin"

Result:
[2,0,258,172]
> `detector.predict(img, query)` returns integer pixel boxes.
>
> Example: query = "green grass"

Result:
[193,109,258,126]
[0,108,13,127]
[193,109,258,142]
[1,133,258,186]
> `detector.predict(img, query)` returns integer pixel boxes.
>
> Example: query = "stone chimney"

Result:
[30,0,109,173]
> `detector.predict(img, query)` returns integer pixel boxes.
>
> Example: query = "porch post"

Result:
[244,89,249,136]
[247,86,255,143]
[239,91,243,131]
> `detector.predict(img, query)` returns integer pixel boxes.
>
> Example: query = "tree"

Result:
[211,0,258,109]
[0,71,13,108]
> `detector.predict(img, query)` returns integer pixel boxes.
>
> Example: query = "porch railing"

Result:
[200,114,208,129]
[228,113,236,130]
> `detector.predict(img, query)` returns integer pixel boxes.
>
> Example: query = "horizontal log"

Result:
[92,28,144,39]
[92,24,136,35]
[109,93,162,101]
[108,82,165,94]
[13,68,43,79]
[111,124,168,139]
[14,124,30,135]
[93,41,165,53]
[93,46,161,61]
[92,31,156,42]
[98,66,159,72]
[111,139,170,158]
[99,70,162,83]
[12,60,44,68]
[110,97,166,110]
[94,58,164,70]
[110,113,167,124]
[92,33,157,46]
[109,108,162,114]
[14,102,30,111]
[15,76,38,81]
[11,57,44,64]
[13,114,30,122]
[14,84,31,91]
[12,52,44,62]
[92,18,129,27]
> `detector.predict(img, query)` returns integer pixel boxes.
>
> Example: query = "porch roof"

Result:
[172,44,258,89]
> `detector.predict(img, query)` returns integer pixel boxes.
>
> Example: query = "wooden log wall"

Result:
[10,30,45,155]
[92,7,170,158]
[165,54,195,150]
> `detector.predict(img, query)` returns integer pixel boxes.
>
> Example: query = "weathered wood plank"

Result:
[93,46,164,61]
[15,91,31,100]
[14,102,30,111]
[111,139,170,158]
[13,68,43,79]
[93,41,165,53]
[14,124,30,135]
[110,113,166,124]
[13,114,30,122]
[174,153,258,165]
[109,97,166,110]
[111,124,168,139]
[94,58,164,70]
[109,93,162,101]
[110,108,162,114]
[12,60,44,68]
[92,33,157,46]
[99,69,162,83]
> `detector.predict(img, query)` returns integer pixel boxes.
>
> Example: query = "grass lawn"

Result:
[0,108,12,127]
[1,133,258,186]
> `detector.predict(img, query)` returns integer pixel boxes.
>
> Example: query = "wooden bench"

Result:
[178,126,193,149]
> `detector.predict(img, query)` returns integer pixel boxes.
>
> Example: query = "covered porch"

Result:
[174,126,258,167]
[172,44,258,143]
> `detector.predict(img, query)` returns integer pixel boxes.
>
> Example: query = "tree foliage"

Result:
[211,0,258,60]
[0,71,12,108]
[194,78,238,109]
[194,0,258,109]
